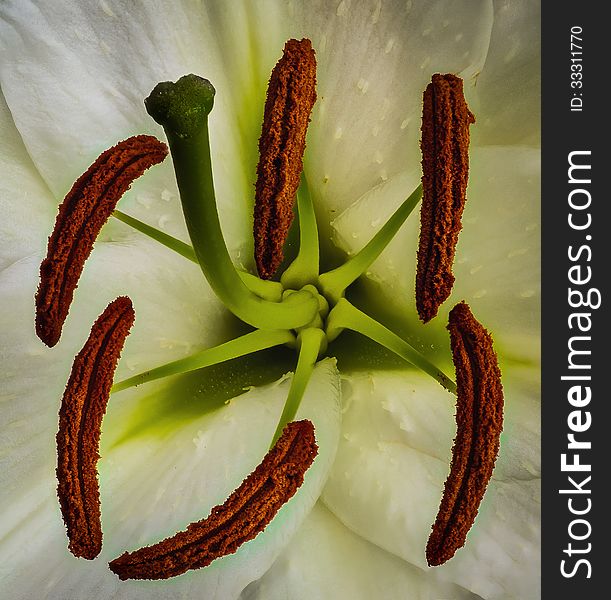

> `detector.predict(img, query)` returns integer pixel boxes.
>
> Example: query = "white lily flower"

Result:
[0,1,540,599]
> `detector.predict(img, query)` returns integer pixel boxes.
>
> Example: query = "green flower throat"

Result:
[110,71,455,448]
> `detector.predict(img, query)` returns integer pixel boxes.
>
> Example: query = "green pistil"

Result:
[271,327,326,446]
[113,209,283,301]
[145,75,318,330]
[318,184,422,303]
[326,299,456,394]
[112,328,294,394]
[281,175,319,290]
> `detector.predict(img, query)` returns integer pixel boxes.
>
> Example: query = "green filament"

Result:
[112,328,295,393]
[318,184,422,303]
[113,209,197,261]
[326,299,456,393]
[281,175,319,290]
[270,327,326,446]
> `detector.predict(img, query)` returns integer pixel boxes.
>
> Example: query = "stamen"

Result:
[280,175,320,289]
[111,328,294,393]
[56,296,135,559]
[319,184,422,304]
[326,299,456,393]
[426,302,503,566]
[109,420,318,580]
[113,209,197,262]
[270,327,326,446]
[35,136,166,347]
[254,38,317,280]
[416,74,474,323]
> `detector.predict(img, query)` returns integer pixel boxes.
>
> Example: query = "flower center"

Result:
[34,35,504,579]
[137,67,459,445]
[283,285,328,337]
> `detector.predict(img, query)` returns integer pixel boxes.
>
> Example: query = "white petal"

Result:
[0,90,55,269]
[329,146,540,362]
[242,503,478,600]
[0,240,222,521]
[328,166,421,295]
[0,1,498,254]
[0,0,272,252]
[55,239,228,380]
[1,357,341,600]
[0,232,341,599]
[450,146,540,361]
[431,478,540,599]
[295,0,493,218]
[322,368,540,599]
[468,0,541,147]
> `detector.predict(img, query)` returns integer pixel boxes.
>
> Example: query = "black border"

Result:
[542,3,610,596]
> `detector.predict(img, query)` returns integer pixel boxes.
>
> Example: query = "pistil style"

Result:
[109,420,317,580]
[426,302,503,566]
[56,297,135,559]
[112,209,284,302]
[416,74,475,323]
[254,39,317,280]
[145,74,318,331]
[36,136,167,347]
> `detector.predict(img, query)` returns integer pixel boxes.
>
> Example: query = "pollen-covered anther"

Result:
[254,38,317,280]
[416,74,475,323]
[426,302,503,566]
[35,135,167,347]
[56,296,135,560]
[109,419,318,580]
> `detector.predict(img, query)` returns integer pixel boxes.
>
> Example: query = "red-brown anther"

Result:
[109,419,318,580]
[254,38,317,280]
[416,74,475,323]
[426,302,503,566]
[35,135,167,347]
[56,296,135,560]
